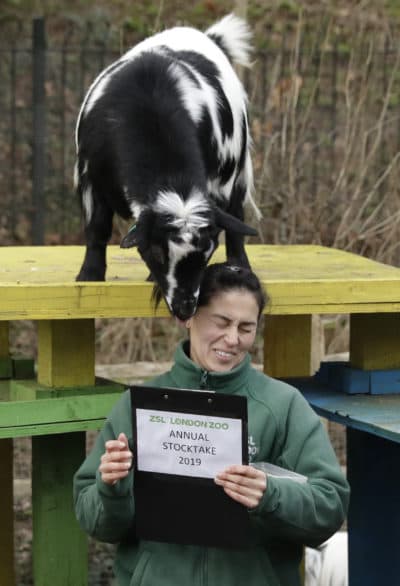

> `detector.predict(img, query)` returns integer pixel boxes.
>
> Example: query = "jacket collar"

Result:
[169,341,252,394]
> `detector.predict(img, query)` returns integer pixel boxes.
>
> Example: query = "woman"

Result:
[73,263,349,586]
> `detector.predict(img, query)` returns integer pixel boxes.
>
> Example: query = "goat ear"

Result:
[215,208,258,236]
[120,224,138,248]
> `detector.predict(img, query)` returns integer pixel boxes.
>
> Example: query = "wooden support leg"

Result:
[350,313,400,370]
[263,314,313,585]
[347,428,400,585]
[0,322,15,586]
[32,432,87,586]
[33,319,95,586]
[348,313,400,586]
[263,314,313,378]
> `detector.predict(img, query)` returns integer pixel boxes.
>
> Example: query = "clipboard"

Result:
[130,385,253,549]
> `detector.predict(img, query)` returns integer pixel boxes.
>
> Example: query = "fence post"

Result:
[32,16,46,245]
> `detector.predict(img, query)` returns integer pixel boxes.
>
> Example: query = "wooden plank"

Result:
[33,317,108,586]
[263,315,313,378]
[0,322,15,586]
[0,245,400,319]
[32,433,87,586]
[0,392,122,428]
[350,313,400,370]
[0,418,107,439]
[37,319,95,387]
[290,378,400,443]
[1,244,400,285]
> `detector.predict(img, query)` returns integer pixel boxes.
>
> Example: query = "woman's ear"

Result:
[185,319,192,329]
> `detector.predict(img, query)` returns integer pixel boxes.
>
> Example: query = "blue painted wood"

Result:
[347,428,400,586]
[314,361,400,395]
[369,369,400,394]
[285,377,400,443]
[315,361,369,394]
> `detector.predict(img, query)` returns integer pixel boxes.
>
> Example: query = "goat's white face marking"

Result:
[153,190,210,307]
[155,189,211,233]
[164,239,196,308]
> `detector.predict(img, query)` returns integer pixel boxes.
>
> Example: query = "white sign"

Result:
[136,408,243,479]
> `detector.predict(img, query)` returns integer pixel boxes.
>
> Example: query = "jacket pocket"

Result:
[129,550,152,586]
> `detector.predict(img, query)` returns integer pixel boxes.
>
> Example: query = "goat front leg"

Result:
[224,187,252,268]
[225,231,251,268]
[76,200,114,281]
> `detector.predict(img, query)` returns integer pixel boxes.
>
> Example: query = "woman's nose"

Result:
[224,327,239,345]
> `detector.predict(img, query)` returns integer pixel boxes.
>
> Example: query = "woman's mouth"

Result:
[215,349,235,359]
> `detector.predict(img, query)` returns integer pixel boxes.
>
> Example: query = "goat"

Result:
[74,14,260,320]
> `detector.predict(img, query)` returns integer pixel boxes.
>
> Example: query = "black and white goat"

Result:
[75,14,260,320]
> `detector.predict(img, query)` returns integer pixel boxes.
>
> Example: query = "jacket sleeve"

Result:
[73,392,135,543]
[250,392,350,548]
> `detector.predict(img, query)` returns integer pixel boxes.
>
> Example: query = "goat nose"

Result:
[172,298,196,321]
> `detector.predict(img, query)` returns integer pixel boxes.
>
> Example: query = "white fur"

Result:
[165,239,195,307]
[205,13,253,68]
[82,184,93,224]
[155,190,211,233]
[73,161,79,189]
[75,61,126,149]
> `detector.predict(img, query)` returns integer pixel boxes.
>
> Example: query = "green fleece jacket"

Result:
[73,342,349,586]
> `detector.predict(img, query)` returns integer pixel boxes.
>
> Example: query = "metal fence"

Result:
[1,15,400,261]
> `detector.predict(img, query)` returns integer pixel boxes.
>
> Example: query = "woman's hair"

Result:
[197,263,268,319]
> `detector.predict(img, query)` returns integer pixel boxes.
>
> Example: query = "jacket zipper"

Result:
[202,547,208,586]
[199,370,209,389]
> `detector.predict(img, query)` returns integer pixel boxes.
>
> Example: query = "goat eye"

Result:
[150,245,166,265]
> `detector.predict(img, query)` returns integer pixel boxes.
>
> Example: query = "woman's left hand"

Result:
[214,465,267,509]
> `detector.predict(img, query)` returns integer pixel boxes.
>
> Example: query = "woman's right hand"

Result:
[99,432,133,485]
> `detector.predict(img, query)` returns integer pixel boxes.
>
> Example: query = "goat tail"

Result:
[206,13,253,68]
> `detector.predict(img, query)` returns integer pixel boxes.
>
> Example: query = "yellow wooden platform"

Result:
[1,244,400,319]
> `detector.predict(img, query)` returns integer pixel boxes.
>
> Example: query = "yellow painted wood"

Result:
[263,315,313,378]
[0,245,400,319]
[0,323,15,585]
[350,313,400,370]
[37,319,95,387]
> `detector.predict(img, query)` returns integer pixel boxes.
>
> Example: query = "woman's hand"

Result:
[215,464,267,509]
[99,432,133,486]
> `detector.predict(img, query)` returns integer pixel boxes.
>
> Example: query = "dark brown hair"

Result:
[197,262,268,319]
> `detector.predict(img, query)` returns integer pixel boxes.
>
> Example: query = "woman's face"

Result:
[187,288,259,372]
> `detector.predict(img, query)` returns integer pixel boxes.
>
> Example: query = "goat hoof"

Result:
[76,268,106,282]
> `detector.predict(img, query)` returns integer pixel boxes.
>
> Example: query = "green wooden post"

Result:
[32,432,87,585]
[32,319,95,586]
[0,322,15,586]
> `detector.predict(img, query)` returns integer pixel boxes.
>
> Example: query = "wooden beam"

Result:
[32,433,87,586]
[263,314,313,378]
[33,318,96,585]
[37,319,95,387]
[350,313,400,370]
